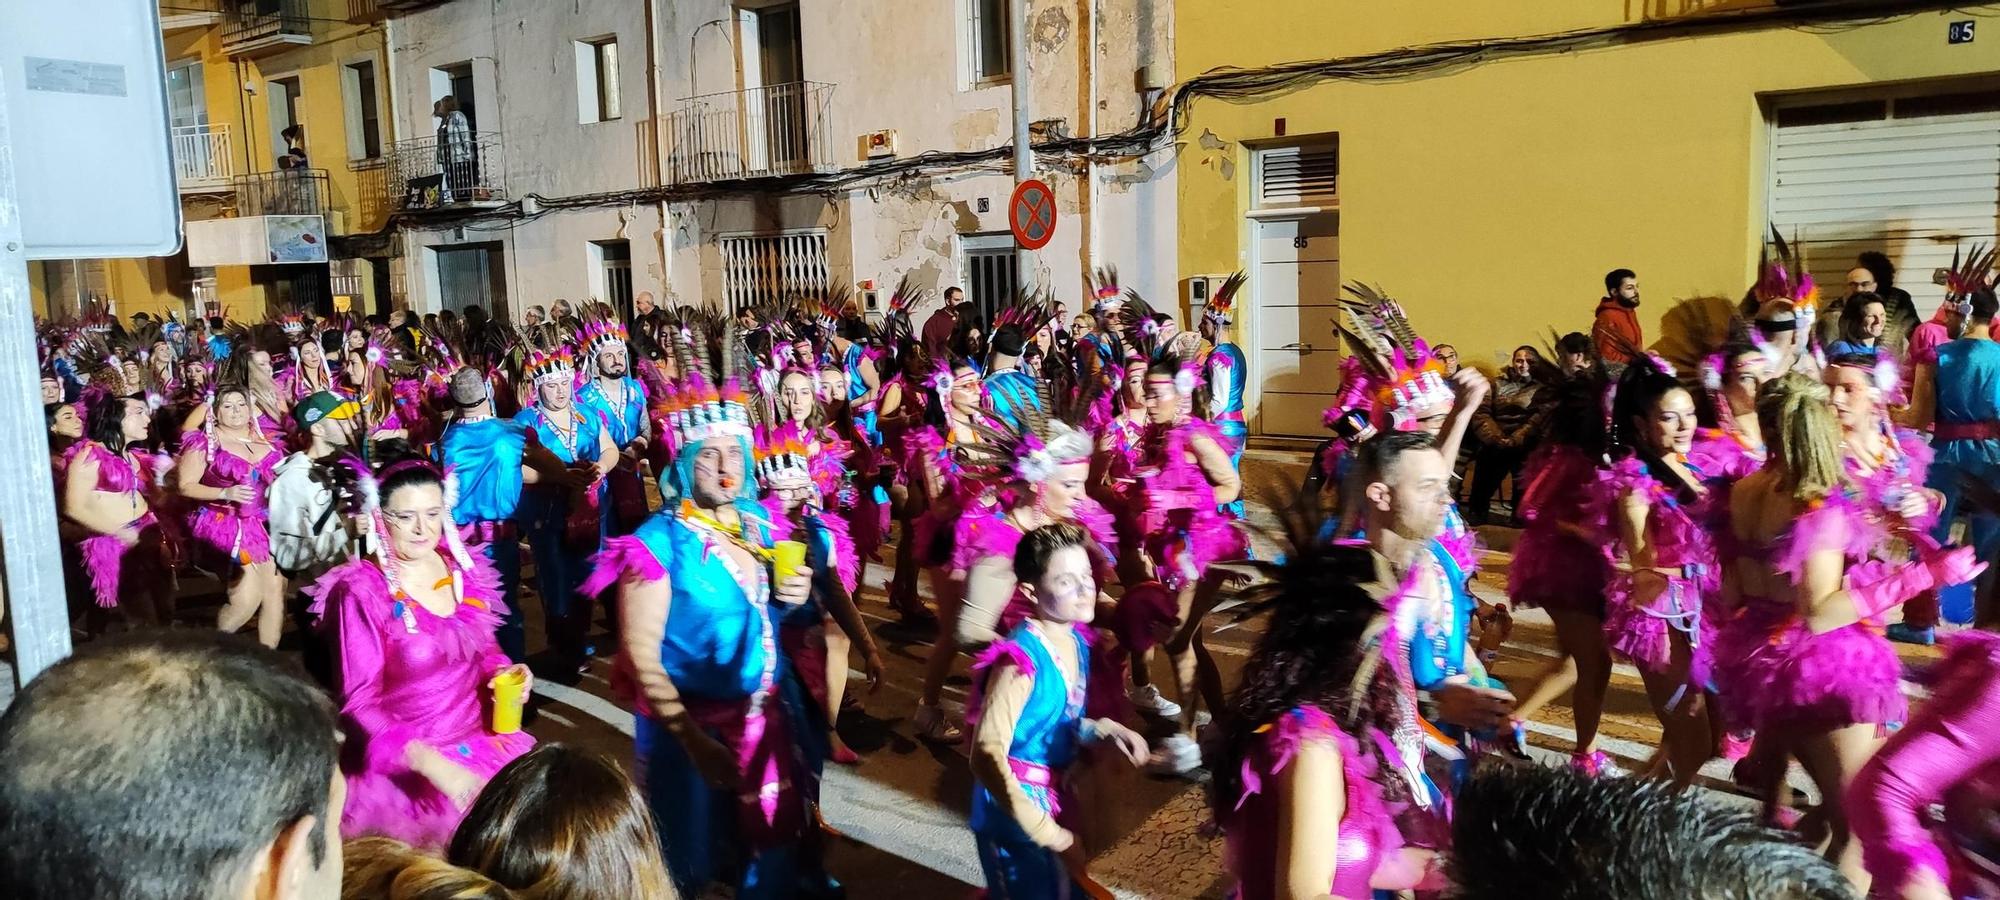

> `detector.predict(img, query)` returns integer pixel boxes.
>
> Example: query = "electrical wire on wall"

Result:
[341,0,1983,255]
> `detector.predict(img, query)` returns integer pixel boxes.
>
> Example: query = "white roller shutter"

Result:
[1769,105,2000,314]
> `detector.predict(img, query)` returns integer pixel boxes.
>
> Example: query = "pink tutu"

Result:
[1709,598,1792,732]
[187,504,273,566]
[1754,620,1907,733]
[1508,446,1612,613]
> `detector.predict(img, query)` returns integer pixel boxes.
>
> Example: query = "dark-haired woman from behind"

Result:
[1206,543,1445,899]
[449,743,679,900]
[309,444,535,850]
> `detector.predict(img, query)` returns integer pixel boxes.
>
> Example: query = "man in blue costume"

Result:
[436,367,584,662]
[1911,276,2000,631]
[1198,273,1248,516]
[982,324,1043,433]
[590,373,834,899]
[574,318,653,537]
[516,347,616,673]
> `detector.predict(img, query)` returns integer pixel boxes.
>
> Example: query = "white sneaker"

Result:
[1146,733,1202,776]
[1127,684,1183,719]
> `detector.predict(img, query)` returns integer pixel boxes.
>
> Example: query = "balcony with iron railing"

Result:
[665,81,837,184]
[389,131,507,210]
[173,124,235,193]
[234,168,329,217]
[222,0,312,57]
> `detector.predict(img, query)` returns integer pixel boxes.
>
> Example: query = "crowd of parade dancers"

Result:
[34,239,2000,899]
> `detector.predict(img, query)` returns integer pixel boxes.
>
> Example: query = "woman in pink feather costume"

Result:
[817,364,888,567]
[874,342,944,623]
[1503,371,1621,775]
[60,392,175,629]
[1595,358,1720,789]
[1724,373,1978,890]
[1826,352,1952,644]
[309,453,535,851]
[1092,355,1154,585]
[1126,355,1246,774]
[907,357,991,743]
[759,406,884,766]
[1848,624,2000,900]
[176,384,287,647]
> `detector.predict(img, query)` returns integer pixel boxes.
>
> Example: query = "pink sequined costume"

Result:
[1848,630,2000,899]
[1594,457,1719,685]
[1132,419,1246,590]
[178,429,282,567]
[59,441,171,610]
[1507,444,1613,615]
[308,552,534,849]
[1218,705,1412,900]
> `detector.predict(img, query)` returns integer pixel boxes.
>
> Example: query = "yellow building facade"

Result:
[30,0,395,322]
[1176,1,2000,436]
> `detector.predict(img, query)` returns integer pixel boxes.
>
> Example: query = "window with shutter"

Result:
[719,232,831,312]
[1256,142,1339,208]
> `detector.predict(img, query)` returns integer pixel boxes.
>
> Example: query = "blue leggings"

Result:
[976,834,1081,899]
[474,533,525,663]
[1928,454,2000,624]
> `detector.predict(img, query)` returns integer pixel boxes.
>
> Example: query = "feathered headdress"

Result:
[577,311,629,360]
[1750,226,1821,341]
[1943,242,1996,317]
[1333,282,1454,431]
[524,344,574,386]
[659,369,752,450]
[1088,266,1126,314]
[753,420,813,487]
[1202,271,1245,326]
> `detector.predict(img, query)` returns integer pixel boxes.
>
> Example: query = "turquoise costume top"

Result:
[1204,342,1248,432]
[577,377,649,448]
[438,417,531,525]
[982,367,1043,433]
[1934,338,2000,469]
[969,622,1089,843]
[511,405,605,528]
[632,504,782,701]
[843,343,879,444]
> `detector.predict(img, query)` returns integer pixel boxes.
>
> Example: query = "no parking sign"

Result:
[1009,179,1057,251]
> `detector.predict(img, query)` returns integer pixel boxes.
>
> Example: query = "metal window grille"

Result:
[1256,142,1339,208]
[964,243,1018,328]
[719,232,829,311]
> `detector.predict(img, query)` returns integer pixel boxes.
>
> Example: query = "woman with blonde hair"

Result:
[343,837,517,900]
[448,743,678,900]
[1724,373,1978,888]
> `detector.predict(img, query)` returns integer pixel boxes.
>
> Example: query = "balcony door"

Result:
[737,3,804,174]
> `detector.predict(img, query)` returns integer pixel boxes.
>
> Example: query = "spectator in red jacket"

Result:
[1592,268,1643,368]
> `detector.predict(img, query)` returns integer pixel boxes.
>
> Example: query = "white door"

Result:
[1769,100,2000,316]
[1249,211,1342,437]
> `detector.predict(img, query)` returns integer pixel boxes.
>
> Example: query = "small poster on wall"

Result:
[265,215,327,264]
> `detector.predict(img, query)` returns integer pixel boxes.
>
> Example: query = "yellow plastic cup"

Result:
[771,540,809,583]
[490,668,528,735]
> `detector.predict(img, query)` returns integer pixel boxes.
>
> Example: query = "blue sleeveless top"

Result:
[512,405,606,528]
[1935,338,2000,470]
[631,504,783,701]
[438,417,529,524]
[969,622,1089,841]
[576,377,648,448]
[1205,342,1248,427]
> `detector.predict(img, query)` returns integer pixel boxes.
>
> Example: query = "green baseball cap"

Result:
[293,391,360,429]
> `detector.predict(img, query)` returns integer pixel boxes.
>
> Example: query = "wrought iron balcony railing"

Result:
[222,0,312,56]
[234,167,329,217]
[665,81,836,184]
[389,131,507,209]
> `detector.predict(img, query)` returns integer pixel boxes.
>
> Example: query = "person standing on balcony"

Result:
[279,125,308,170]
[434,96,473,203]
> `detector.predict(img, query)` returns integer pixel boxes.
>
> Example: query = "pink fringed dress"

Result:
[1219,705,1409,900]
[1132,419,1246,590]
[1595,456,1719,685]
[1848,630,2000,899]
[309,552,534,849]
[1507,445,1612,615]
[178,429,282,567]
[764,500,861,711]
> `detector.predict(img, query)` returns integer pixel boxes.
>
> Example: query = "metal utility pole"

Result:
[0,73,74,690]
[1010,0,1033,285]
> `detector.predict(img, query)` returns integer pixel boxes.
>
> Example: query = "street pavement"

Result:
[156,448,1943,898]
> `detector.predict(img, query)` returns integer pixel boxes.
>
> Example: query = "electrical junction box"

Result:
[860,129,898,159]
